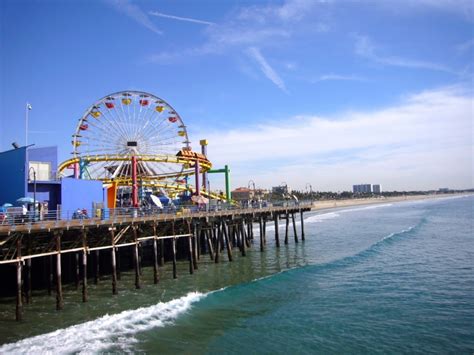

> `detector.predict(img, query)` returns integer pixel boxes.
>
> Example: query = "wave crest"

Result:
[0,292,206,354]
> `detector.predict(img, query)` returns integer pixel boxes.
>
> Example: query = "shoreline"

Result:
[309,193,472,212]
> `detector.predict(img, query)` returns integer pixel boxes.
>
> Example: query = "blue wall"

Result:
[0,147,27,204]
[60,178,104,219]
[28,146,58,179]
[27,181,61,209]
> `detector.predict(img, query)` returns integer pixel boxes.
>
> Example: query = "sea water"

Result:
[0,195,473,353]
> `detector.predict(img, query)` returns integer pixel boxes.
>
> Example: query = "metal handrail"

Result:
[0,201,312,227]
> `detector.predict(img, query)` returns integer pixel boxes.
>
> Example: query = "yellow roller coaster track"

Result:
[102,178,228,201]
[58,153,213,179]
[57,154,234,202]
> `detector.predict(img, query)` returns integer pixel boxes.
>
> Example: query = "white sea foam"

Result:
[304,203,394,224]
[305,212,341,224]
[0,292,206,354]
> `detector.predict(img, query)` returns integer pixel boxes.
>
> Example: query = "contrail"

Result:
[149,11,215,26]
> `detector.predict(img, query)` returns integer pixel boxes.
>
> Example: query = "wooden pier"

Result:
[0,205,310,321]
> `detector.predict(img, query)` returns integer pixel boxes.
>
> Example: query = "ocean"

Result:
[0,195,473,353]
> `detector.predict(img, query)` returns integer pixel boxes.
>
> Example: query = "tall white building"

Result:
[353,184,372,194]
[372,184,382,194]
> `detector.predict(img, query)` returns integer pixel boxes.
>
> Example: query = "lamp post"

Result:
[25,103,32,147]
[29,167,37,222]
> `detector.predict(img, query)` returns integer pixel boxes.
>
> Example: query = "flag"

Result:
[27,103,32,110]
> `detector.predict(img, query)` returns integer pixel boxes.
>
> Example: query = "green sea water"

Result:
[0,195,473,353]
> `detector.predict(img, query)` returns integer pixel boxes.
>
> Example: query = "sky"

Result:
[0,0,473,192]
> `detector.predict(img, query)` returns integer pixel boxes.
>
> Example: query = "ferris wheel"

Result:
[71,90,190,182]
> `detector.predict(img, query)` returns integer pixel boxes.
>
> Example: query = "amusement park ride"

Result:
[57,91,230,208]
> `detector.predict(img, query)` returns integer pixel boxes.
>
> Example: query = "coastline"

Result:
[309,193,472,211]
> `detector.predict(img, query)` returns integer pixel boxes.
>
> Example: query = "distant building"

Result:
[372,184,382,194]
[272,185,289,195]
[438,188,449,193]
[231,187,254,201]
[353,184,372,194]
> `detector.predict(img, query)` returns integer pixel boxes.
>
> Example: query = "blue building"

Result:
[0,145,105,219]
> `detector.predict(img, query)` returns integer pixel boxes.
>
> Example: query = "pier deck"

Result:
[0,204,311,321]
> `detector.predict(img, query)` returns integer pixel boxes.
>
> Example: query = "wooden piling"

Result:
[292,213,298,243]
[133,226,141,289]
[188,235,194,274]
[81,229,88,302]
[110,228,118,295]
[172,222,177,279]
[274,214,280,247]
[159,238,165,267]
[172,236,177,279]
[300,210,305,241]
[75,253,80,290]
[222,221,233,261]
[152,224,159,284]
[214,224,220,263]
[240,220,247,256]
[206,229,214,260]
[285,213,289,245]
[16,238,22,321]
[189,221,198,270]
[263,218,267,245]
[55,232,64,310]
[259,218,264,252]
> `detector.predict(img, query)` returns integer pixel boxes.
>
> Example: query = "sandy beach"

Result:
[309,193,471,211]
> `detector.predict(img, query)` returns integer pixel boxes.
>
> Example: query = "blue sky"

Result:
[1,0,473,191]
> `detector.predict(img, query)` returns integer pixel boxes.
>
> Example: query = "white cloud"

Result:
[202,86,473,191]
[354,34,454,73]
[146,0,329,87]
[315,74,367,82]
[246,47,288,93]
[106,0,162,35]
[149,11,215,26]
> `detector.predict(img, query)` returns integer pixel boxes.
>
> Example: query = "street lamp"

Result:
[305,183,313,199]
[25,103,32,147]
[28,167,37,222]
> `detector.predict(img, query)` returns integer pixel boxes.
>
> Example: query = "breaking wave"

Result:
[0,292,207,354]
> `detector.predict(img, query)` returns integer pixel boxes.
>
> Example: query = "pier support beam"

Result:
[300,210,305,241]
[110,228,118,295]
[152,224,159,284]
[259,218,264,252]
[214,224,220,263]
[292,213,298,243]
[55,232,64,310]
[206,229,214,261]
[188,235,194,275]
[16,238,22,321]
[274,214,280,248]
[82,229,88,303]
[172,236,177,279]
[240,220,247,256]
[285,213,289,245]
[75,253,80,290]
[189,221,198,270]
[223,221,233,262]
[133,226,141,289]
[172,222,177,279]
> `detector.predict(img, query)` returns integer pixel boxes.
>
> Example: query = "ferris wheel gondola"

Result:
[71,90,191,182]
